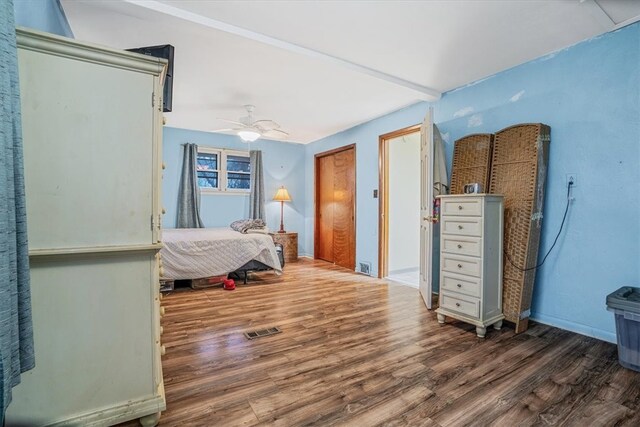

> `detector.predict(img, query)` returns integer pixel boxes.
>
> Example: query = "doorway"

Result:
[314,144,356,270]
[378,125,421,285]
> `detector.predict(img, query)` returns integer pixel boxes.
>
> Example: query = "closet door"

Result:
[314,145,356,270]
[332,148,356,270]
[316,154,335,262]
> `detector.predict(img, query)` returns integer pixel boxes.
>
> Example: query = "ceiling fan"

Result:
[214,105,289,142]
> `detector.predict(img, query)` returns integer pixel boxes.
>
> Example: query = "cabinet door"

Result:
[19,48,155,250]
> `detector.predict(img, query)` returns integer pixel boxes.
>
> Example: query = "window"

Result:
[226,154,250,190]
[196,147,251,194]
[196,151,219,189]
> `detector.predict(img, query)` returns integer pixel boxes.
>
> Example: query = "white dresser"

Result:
[436,195,504,338]
[6,29,167,426]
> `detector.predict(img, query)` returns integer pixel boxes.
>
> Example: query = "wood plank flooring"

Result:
[151,259,639,426]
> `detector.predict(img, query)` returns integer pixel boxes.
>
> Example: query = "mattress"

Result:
[160,228,282,280]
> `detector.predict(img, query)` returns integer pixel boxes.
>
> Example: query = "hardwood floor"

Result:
[152,259,639,426]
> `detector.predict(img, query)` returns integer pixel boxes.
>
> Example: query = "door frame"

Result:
[378,124,421,278]
[314,143,357,266]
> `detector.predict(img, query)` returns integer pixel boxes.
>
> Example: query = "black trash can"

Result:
[606,286,640,372]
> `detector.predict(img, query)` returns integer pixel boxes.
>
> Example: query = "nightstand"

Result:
[270,232,298,262]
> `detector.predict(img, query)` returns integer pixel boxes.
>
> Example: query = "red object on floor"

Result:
[223,279,235,291]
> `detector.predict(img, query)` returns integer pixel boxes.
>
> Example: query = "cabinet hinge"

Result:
[151,92,155,107]
[151,214,155,231]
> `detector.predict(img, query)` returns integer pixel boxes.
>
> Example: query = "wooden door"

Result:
[315,145,356,270]
[419,108,435,309]
[316,154,335,262]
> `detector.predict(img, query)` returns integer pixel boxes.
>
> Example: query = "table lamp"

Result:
[273,186,291,233]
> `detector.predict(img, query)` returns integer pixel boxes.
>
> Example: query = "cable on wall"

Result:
[503,181,574,272]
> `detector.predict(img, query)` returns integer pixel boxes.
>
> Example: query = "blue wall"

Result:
[305,23,640,342]
[13,0,73,37]
[162,127,307,254]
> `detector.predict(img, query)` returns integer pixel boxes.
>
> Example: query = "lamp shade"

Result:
[273,186,291,202]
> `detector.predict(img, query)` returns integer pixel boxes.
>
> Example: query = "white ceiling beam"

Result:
[580,0,615,29]
[122,0,441,101]
[612,14,640,31]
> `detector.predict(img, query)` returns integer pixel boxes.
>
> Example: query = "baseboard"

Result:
[44,393,166,426]
[388,267,419,276]
[530,312,617,344]
[386,277,419,289]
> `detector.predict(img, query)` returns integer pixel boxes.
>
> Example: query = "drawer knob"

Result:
[457,283,462,288]
[160,306,165,317]
[458,205,463,210]
[457,244,462,249]
[161,345,166,356]
[458,225,463,230]
[455,303,461,307]
[457,264,463,268]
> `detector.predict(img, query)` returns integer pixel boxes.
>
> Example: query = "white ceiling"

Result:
[61,0,640,143]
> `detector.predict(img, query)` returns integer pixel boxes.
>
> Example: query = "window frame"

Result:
[197,147,251,195]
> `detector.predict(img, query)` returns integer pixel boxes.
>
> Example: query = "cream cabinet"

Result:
[6,28,166,426]
[436,195,505,338]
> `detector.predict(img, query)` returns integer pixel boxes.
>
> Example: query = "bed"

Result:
[160,228,283,281]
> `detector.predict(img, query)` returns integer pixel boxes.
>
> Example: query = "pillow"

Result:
[230,219,266,233]
[247,228,269,235]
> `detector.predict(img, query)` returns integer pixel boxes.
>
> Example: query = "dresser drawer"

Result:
[442,198,482,217]
[442,236,481,257]
[441,293,480,319]
[442,273,481,298]
[442,217,482,237]
[442,255,481,278]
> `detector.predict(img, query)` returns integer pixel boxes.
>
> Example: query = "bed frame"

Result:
[229,243,285,284]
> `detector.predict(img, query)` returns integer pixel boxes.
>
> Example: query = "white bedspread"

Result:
[161,228,282,280]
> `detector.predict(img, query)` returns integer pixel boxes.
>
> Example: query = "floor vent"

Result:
[244,327,282,340]
[358,261,372,275]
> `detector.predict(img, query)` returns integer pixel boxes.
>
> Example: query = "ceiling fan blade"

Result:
[211,128,238,132]
[215,118,245,127]
[253,119,281,130]
[263,129,289,138]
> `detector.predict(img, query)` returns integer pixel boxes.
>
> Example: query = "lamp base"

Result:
[277,230,287,234]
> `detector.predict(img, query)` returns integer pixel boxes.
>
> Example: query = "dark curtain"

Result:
[249,150,265,221]
[0,0,35,419]
[176,143,204,228]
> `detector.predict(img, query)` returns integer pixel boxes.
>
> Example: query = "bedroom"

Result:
[2,0,640,426]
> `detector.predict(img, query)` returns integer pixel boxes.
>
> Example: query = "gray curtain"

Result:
[249,150,265,221]
[176,143,204,228]
[1,0,35,418]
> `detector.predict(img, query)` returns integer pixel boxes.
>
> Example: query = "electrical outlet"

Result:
[566,173,577,187]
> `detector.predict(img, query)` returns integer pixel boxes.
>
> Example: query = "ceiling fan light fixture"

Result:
[238,129,260,142]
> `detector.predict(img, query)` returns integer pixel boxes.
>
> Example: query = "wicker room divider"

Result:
[450,133,494,194]
[489,123,550,333]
